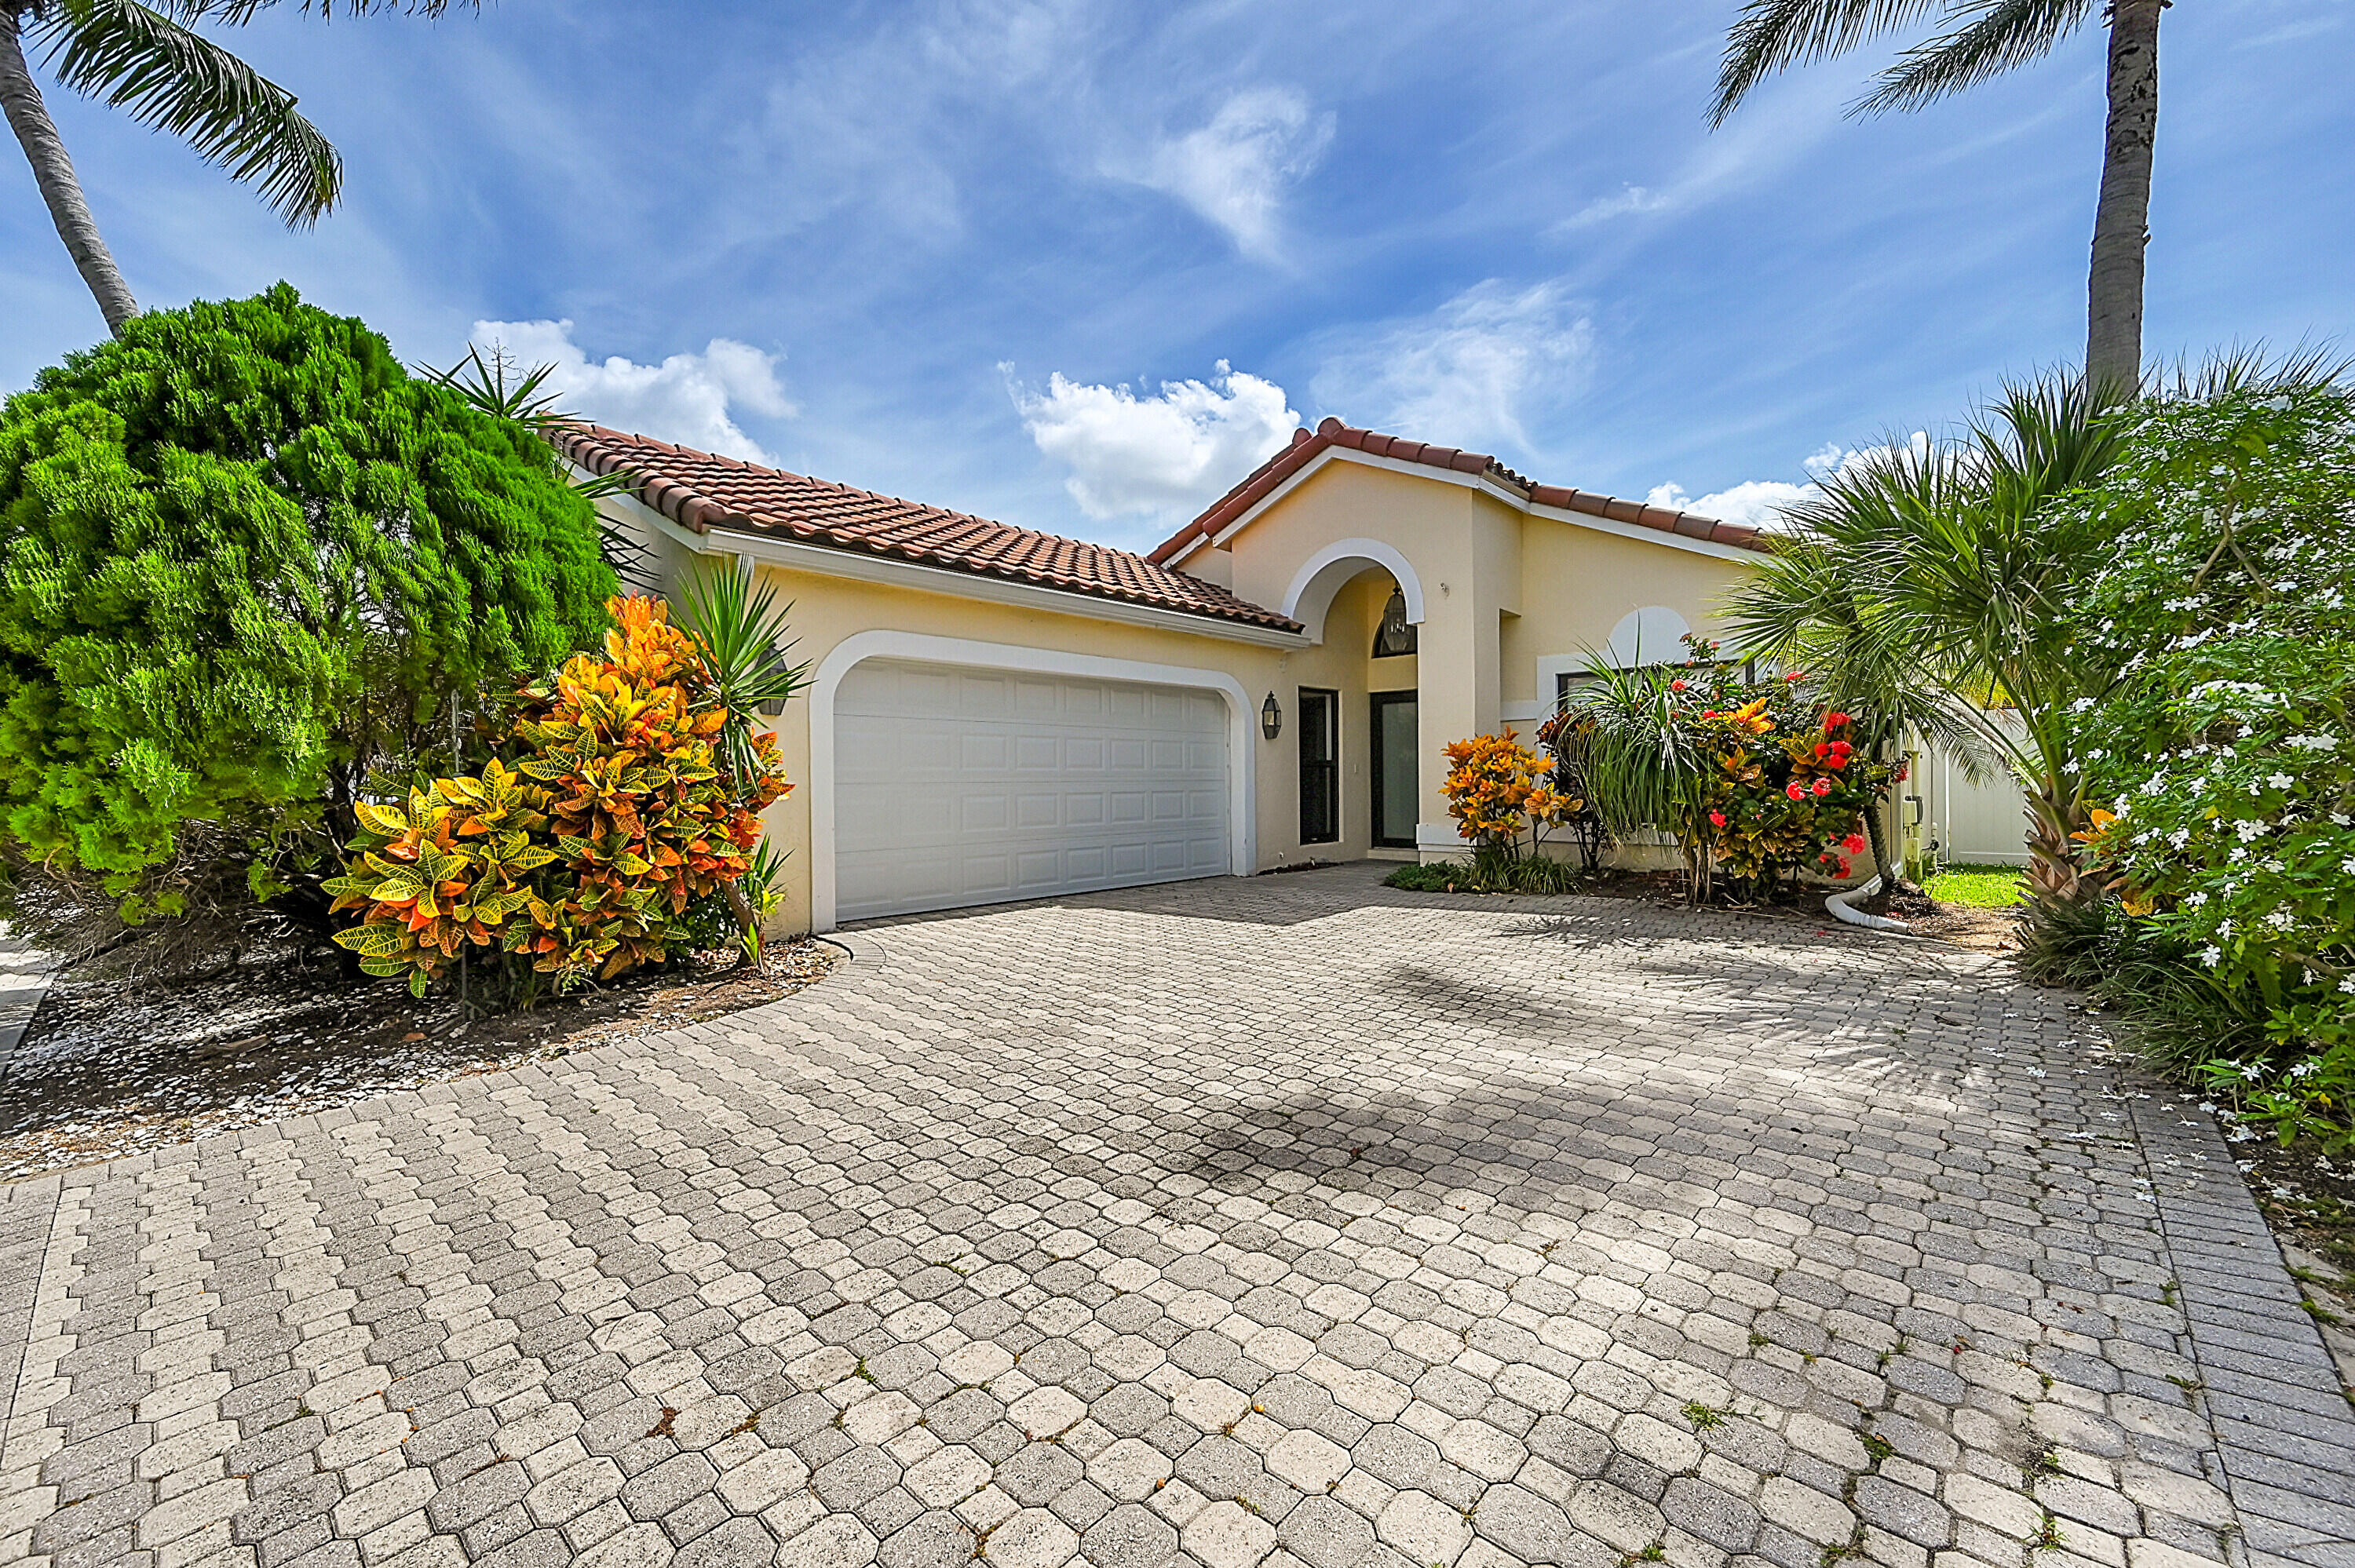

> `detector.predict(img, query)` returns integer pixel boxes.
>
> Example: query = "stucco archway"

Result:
[1280,538,1426,645]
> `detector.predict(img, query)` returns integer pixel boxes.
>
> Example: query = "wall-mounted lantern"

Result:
[1261,691,1283,741]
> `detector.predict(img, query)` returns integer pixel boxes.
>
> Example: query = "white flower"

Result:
[2200,946,2225,968]
[2239,1062,2264,1081]
[2268,773,2295,789]
[2185,892,2209,907]
[2341,978,2355,994]
[2291,1060,2319,1080]
[2266,909,2294,929]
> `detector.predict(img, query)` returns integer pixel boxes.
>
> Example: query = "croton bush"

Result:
[328,595,787,997]
[2061,380,2355,1147]
[1439,731,1583,858]
[1572,637,1892,900]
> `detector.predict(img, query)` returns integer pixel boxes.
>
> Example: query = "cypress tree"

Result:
[0,283,615,919]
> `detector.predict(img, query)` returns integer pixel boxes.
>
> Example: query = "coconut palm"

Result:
[1713,0,2163,396]
[1723,374,2123,907]
[0,0,456,336]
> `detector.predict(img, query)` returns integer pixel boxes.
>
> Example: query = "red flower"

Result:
[1785,782,1806,800]
[1896,762,1909,782]
[1837,857,1853,878]
[1785,671,1806,682]
[1702,710,1718,720]
[1826,754,1848,770]
[1709,811,1727,828]
[1842,833,1867,855]
[1825,711,1849,727]
[1670,679,1689,691]
[1811,778,1833,797]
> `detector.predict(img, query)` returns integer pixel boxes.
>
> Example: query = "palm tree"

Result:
[1713,0,2163,396]
[1724,374,2123,906]
[0,0,455,337]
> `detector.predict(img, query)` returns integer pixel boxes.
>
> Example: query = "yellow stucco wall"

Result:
[612,448,1760,932]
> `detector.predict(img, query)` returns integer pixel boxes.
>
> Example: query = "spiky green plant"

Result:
[674,563,810,796]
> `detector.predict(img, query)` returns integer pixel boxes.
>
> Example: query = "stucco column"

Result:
[1411,505,1517,855]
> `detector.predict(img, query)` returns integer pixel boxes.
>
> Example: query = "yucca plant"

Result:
[675,563,810,794]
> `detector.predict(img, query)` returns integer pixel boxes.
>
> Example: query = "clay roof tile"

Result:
[1147,421,1773,563]
[554,425,1300,634]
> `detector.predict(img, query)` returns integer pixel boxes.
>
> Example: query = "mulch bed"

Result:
[0,939,836,1185]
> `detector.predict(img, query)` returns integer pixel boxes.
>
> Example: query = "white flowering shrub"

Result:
[2065,381,2355,1146]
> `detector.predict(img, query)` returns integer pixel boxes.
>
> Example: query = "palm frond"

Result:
[36,0,339,224]
[168,0,475,21]
[2160,341,2353,401]
[1857,0,2096,114]
[1713,0,1948,122]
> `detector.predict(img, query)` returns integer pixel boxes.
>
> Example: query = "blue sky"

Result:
[2,0,2350,552]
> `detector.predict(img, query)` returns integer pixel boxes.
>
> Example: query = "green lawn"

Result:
[1926,863,2025,908]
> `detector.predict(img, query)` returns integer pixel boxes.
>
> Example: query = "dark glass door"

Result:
[1298,688,1338,844]
[1370,691,1418,848]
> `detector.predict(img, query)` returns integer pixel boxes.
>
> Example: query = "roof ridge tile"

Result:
[1146,420,1770,563]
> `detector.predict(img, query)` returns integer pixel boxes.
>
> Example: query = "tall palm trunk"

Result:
[2086,0,2161,397]
[0,5,138,334]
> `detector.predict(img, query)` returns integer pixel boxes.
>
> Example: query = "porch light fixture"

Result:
[1372,587,1418,658]
[1261,691,1283,740]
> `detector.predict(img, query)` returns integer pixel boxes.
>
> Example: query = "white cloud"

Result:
[1309,279,1593,454]
[466,319,795,465]
[1557,184,1671,229]
[1008,360,1300,523]
[1648,439,1925,528]
[1132,86,1334,260]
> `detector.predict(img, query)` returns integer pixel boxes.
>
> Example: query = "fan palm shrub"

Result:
[1725,374,2123,908]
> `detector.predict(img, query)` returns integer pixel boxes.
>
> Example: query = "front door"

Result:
[1369,691,1418,848]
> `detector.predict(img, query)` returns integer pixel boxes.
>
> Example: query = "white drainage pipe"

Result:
[1826,874,1913,935]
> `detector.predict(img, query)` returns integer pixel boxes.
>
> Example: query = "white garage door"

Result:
[834,658,1232,921]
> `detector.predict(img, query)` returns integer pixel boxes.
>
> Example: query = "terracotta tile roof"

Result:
[553,425,1302,634]
[1148,418,1774,564]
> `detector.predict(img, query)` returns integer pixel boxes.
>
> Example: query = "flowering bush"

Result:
[1574,636,1890,899]
[1440,731,1581,859]
[328,596,789,997]
[2061,381,2355,1143]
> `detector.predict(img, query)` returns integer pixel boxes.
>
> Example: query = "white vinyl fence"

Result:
[1897,710,2033,869]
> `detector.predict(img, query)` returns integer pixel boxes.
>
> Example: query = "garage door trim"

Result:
[809,629,1256,931]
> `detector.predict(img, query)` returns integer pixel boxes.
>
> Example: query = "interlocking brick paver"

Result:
[4,866,2342,1563]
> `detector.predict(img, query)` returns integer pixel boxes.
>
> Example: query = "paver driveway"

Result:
[3,866,2350,1568]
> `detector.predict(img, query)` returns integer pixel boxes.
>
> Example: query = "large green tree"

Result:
[0,284,615,920]
[1713,0,2163,395]
[0,0,458,336]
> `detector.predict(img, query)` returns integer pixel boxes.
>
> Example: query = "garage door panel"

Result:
[836,658,1231,921]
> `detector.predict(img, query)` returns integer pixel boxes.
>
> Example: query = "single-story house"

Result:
[560,418,1772,933]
